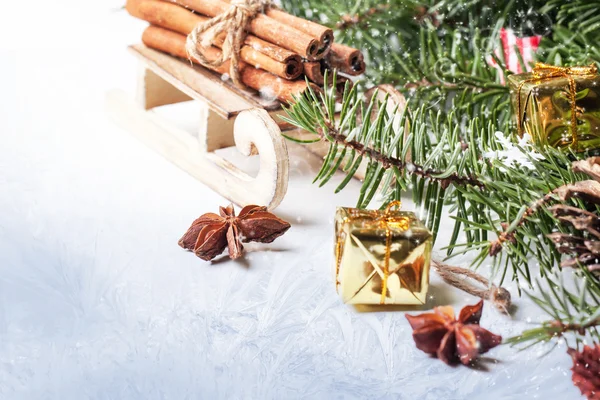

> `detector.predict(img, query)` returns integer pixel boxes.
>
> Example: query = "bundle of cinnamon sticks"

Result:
[126,0,365,103]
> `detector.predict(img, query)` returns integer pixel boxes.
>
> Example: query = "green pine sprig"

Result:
[280,0,600,350]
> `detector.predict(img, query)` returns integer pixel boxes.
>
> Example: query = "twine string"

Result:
[185,0,272,88]
[432,260,512,314]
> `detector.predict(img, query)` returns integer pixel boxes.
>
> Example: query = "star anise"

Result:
[178,204,291,261]
[568,345,600,400]
[405,300,502,365]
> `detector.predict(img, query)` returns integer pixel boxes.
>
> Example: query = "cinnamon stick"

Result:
[219,0,333,56]
[241,36,301,65]
[304,61,352,96]
[125,0,147,18]
[264,8,333,57]
[141,25,314,103]
[129,0,302,79]
[131,0,301,64]
[334,76,353,97]
[304,61,326,84]
[328,43,366,76]
[169,0,321,60]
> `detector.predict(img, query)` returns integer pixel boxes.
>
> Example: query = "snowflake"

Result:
[482,131,544,170]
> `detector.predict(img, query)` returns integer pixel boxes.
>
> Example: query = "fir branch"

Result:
[506,318,600,347]
[550,319,600,337]
[507,274,600,347]
[283,74,582,285]
[315,121,485,190]
[281,0,600,351]
[489,189,560,256]
[491,158,600,259]
[542,1,600,40]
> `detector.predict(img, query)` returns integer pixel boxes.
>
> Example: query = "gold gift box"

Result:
[508,65,600,151]
[334,205,432,305]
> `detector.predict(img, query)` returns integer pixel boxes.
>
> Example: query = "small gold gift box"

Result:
[508,63,600,151]
[334,202,432,305]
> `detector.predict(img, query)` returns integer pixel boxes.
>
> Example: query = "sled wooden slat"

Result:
[129,44,280,119]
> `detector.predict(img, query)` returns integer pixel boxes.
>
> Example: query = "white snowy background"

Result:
[0,1,584,399]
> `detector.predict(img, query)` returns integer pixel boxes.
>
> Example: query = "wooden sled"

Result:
[106,44,292,210]
[106,44,405,209]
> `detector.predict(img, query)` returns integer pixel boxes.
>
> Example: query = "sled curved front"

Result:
[105,44,289,210]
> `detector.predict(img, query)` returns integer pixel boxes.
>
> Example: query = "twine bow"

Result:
[186,0,272,88]
[431,260,511,314]
[517,62,598,147]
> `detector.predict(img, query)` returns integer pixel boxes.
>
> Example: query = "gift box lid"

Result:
[335,206,432,239]
[508,71,600,94]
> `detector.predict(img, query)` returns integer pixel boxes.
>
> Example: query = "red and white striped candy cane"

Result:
[488,28,542,81]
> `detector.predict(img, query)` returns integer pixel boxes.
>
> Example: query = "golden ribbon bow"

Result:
[344,201,410,304]
[185,0,271,89]
[517,62,598,147]
[378,200,406,304]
